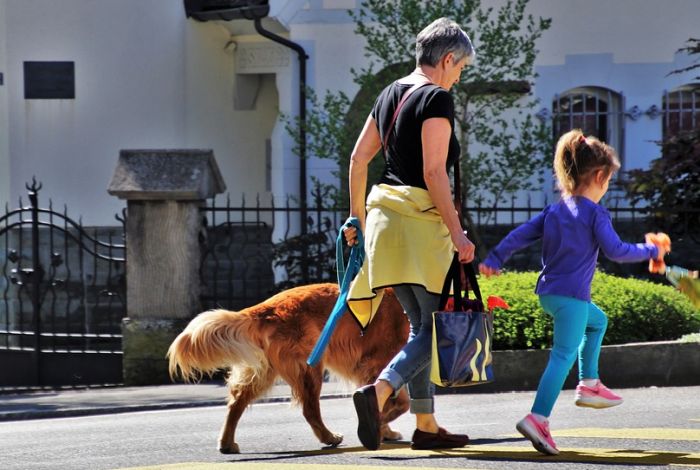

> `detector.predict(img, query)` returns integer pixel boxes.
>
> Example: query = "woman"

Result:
[342,17,476,451]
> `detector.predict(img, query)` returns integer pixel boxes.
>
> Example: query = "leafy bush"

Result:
[479,271,700,350]
[680,333,700,343]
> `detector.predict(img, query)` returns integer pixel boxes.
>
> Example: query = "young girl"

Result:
[479,129,667,455]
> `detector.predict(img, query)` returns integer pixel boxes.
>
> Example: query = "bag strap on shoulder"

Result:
[382,80,432,152]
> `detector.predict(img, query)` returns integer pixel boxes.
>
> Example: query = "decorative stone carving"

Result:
[236,42,290,74]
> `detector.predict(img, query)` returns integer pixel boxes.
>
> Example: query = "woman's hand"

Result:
[452,231,475,263]
[342,224,360,246]
[479,263,501,277]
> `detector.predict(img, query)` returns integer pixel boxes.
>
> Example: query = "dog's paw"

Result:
[323,432,343,447]
[218,442,240,454]
[381,425,403,442]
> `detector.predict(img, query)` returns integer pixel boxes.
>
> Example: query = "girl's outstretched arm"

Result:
[482,208,548,271]
[593,208,659,262]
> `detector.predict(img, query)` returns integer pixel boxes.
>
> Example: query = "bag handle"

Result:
[382,80,432,152]
[435,79,475,313]
[439,253,482,312]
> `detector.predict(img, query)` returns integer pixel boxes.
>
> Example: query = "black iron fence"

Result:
[199,192,348,311]
[0,180,126,387]
[200,190,699,310]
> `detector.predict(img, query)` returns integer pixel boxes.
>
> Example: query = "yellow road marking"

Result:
[549,427,700,441]
[121,464,480,470]
[505,427,700,441]
[361,443,700,467]
[120,433,700,470]
[120,444,700,470]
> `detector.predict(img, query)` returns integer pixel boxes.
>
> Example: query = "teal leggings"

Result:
[532,294,608,417]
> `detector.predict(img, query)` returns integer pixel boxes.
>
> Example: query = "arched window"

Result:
[552,87,624,166]
[662,84,700,139]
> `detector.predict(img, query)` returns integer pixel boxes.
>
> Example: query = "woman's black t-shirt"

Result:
[371,81,460,190]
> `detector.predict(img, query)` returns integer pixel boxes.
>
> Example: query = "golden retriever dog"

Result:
[167,283,410,454]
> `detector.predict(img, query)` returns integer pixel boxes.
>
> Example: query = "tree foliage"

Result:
[625,129,700,237]
[668,37,700,79]
[626,129,700,209]
[625,38,700,240]
[285,0,552,208]
[354,0,554,208]
[278,0,553,271]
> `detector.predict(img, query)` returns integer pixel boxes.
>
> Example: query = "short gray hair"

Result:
[416,18,475,67]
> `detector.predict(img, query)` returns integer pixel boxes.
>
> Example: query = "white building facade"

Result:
[0,0,698,225]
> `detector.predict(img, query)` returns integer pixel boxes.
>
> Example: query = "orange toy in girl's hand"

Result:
[645,232,671,274]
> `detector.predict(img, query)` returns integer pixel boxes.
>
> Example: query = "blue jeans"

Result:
[532,294,608,417]
[377,284,440,414]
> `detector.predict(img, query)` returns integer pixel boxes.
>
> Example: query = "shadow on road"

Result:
[225,441,700,467]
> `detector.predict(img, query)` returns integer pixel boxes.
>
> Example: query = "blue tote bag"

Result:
[430,254,494,387]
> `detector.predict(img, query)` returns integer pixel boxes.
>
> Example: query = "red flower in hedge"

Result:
[487,295,510,312]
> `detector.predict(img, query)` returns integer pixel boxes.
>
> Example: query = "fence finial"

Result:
[26,177,42,193]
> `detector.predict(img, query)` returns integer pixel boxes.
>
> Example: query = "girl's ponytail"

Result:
[554,130,620,196]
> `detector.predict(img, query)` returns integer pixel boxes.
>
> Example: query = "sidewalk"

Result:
[1,339,697,422]
[0,380,356,422]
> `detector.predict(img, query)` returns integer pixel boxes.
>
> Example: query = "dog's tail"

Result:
[167,309,267,382]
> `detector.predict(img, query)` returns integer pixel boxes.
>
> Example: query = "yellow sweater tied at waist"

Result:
[347,184,455,330]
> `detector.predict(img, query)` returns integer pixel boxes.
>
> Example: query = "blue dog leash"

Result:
[307,217,365,367]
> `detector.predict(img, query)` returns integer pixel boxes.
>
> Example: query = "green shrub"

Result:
[479,271,700,350]
[680,332,700,343]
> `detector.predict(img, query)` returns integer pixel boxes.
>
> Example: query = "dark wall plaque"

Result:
[24,61,75,99]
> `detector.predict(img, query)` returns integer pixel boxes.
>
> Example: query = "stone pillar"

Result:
[108,149,226,385]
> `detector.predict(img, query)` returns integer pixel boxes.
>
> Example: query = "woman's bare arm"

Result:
[344,114,381,245]
[422,117,475,263]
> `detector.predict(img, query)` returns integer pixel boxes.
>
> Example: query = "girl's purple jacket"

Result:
[482,196,658,301]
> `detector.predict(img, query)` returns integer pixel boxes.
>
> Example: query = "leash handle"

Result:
[336,217,363,286]
[307,219,365,367]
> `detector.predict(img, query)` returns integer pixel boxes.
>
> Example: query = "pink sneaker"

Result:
[516,413,559,455]
[575,380,623,409]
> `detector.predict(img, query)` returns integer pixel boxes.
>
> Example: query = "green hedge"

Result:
[478,271,700,350]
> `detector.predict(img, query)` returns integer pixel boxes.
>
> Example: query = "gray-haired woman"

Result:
[342,18,476,451]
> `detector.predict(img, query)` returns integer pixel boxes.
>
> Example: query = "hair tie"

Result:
[579,134,587,145]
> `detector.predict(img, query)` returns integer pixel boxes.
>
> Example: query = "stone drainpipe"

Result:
[108,149,226,385]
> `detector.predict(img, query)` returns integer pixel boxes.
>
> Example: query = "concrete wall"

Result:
[1,0,286,224]
[279,0,700,210]
[2,0,699,224]
[0,0,9,209]
[183,23,279,204]
[529,0,700,173]
[3,0,186,224]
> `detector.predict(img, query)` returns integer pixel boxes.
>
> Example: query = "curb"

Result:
[0,391,355,423]
[438,340,700,394]
[0,401,225,422]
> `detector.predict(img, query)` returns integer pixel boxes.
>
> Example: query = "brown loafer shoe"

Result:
[411,427,469,450]
[353,384,381,450]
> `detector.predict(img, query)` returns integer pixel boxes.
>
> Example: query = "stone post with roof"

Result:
[108,149,225,385]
